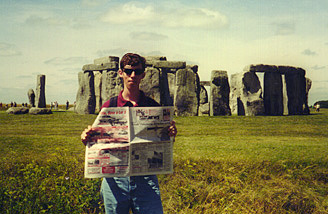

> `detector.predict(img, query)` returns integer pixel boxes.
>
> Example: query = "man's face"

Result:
[119,64,145,90]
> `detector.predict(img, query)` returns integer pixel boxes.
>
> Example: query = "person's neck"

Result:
[122,87,141,104]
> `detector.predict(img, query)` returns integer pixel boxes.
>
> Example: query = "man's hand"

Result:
[168,120,177,139]
[81,125,94,146]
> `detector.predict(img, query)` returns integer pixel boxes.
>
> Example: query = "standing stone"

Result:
[174,68,199,116]
[167,72,176,106]
[36,75,46,108]
[140,67,161,104]
[198,85,209,116]
[101,70,123,103]
[210,70,231,116]
[75,71,96,114]
[303,77,312,114]
[264,70,283,115]
[160,69,173,106]
[199,85,208,104]
[230,69,264,116]
[283,67,306,115]
[27,88,35,107]
[94,71,102,112]
[282,76,288,115]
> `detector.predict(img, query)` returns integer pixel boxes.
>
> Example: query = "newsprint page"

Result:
[84,106,174,178]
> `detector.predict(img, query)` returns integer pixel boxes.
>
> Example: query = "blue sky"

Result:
[1,0,327,105]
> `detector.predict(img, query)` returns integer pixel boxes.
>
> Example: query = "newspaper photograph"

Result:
[84,106,174,178]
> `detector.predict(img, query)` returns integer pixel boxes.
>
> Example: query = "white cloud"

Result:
[271,21,295,35]
[24,15,69,27]
[302,49,317,56]
[0,43,21,56]
[100,2,228,29]
[101,3,155,24]
[163,8,228,29]
[311,65,326,70]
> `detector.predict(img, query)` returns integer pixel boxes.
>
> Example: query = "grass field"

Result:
[0,108,327,213]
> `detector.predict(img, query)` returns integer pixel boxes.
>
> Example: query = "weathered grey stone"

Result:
[145,56,167,67]
[153,61,186,69]
[303,77,312,114]
[199,85,208,104]
[36,75,46,108]
[278,66,305,75]
[264,70,283,115]
[75,71,96,114]
[282,76,288,115]
[167,73,176,105]
[159,69,173,106]
[6,107,29,114]
[284,67,306,115]
[140,67,161,104]
[174,68,199,116]
[82,62,118,72]
[210,70,231,116]
[244,64,278,73]
[199,103,209,116]
[101,70,123,103]
[186,65,198,73]
[29,107,52,115]
[200,81,210,86]
[94,56,119,65]
[27,88,35,107]
[230,71,264,116]
[94,71,102,112]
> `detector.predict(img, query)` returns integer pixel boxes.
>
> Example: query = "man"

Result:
[81,53,177,214]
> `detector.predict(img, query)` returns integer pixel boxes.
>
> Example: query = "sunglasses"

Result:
[123,68,144,76]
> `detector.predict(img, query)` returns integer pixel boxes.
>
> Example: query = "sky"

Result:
[1,0,327,105]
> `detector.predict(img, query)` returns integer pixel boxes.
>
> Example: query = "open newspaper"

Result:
[84,106,174,178]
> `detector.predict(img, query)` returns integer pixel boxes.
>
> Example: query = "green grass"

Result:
[0,109,327,213]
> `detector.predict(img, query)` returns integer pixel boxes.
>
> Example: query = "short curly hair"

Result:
[120,53,146,71]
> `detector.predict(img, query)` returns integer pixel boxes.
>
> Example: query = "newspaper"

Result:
[84,106,174,178]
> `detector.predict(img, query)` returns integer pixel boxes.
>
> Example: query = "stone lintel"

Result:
[212,70,228,77]
[244,64,306,75]
[82,62,118,72]
[145,56,167,67]
[244,64,278,72]
[153,61,186,69]
[94,56,119,65]
[145,56,167,62]
[278,66,305,75]
[200,81,210,86]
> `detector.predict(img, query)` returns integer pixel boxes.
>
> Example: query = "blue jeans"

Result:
[100,175,163,214]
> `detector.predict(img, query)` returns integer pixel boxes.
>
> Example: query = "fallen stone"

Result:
[199,103,209,116]
[29,107,52,115]
[6,107,29,114]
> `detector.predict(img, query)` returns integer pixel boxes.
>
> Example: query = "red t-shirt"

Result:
[101,90,160,108]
